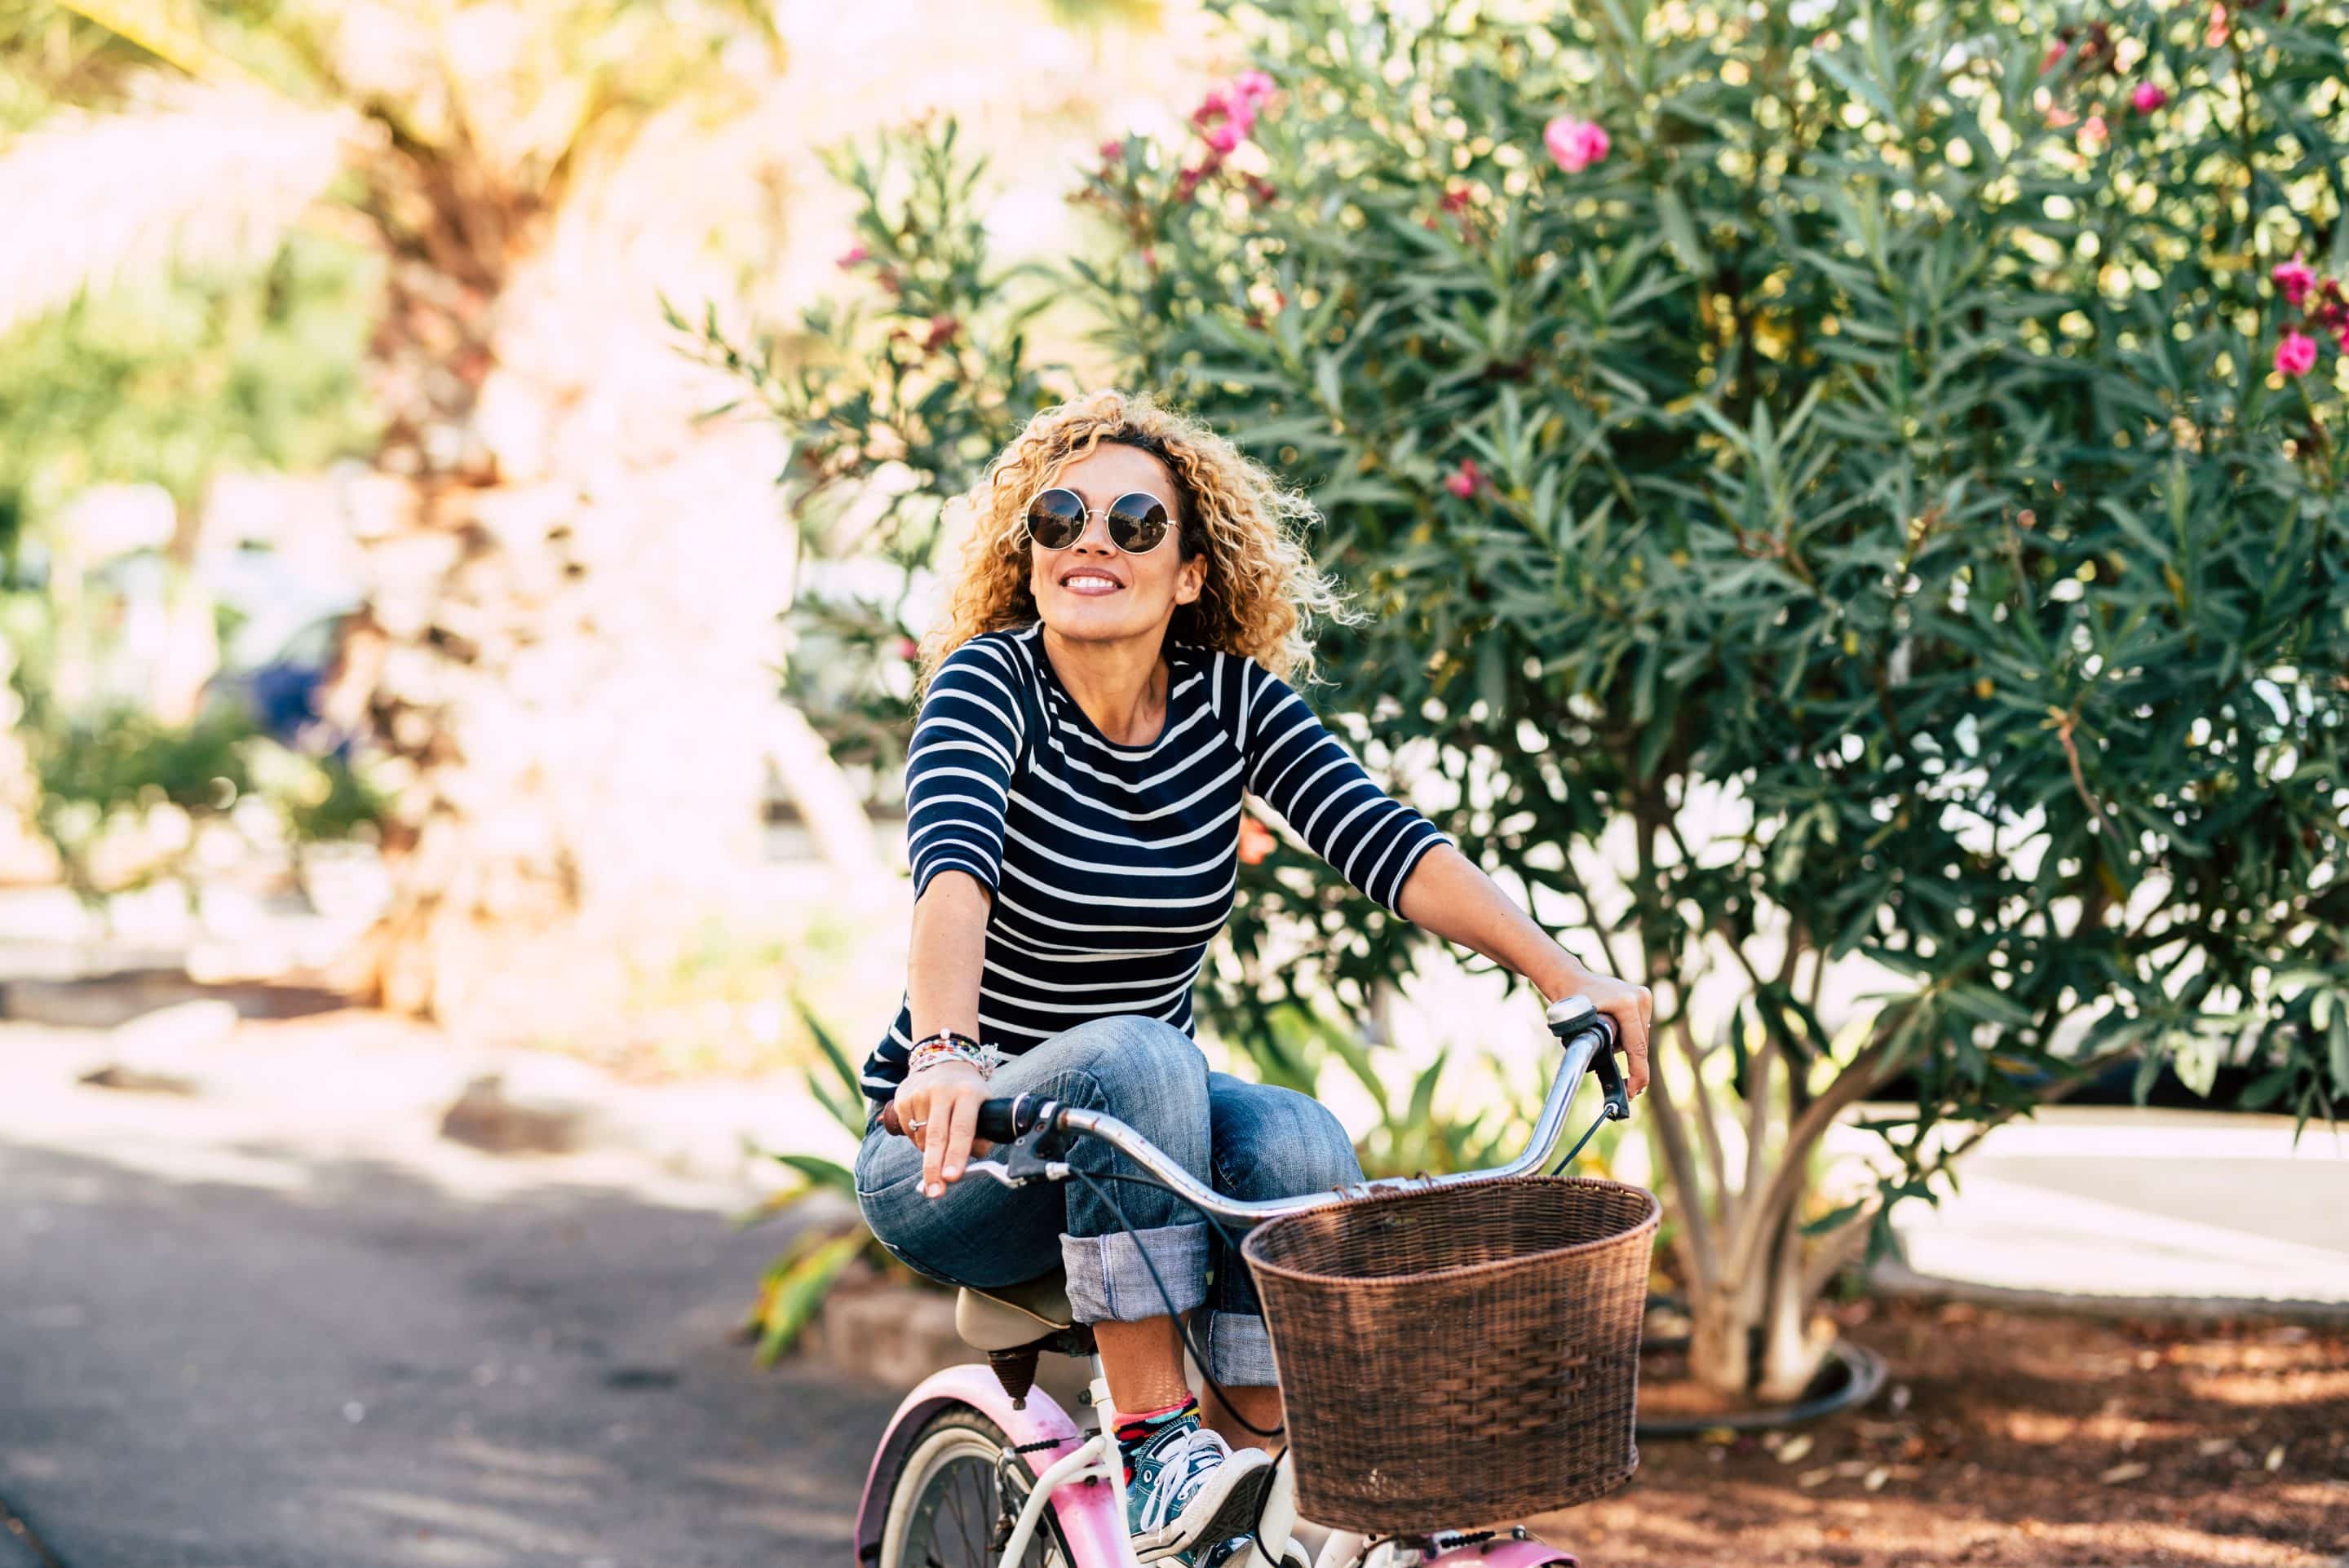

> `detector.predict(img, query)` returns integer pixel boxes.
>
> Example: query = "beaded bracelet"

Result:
[907,1031,1000,1080]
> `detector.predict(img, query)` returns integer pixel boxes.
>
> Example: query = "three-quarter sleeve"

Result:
[905,637,1029,899]
[1238,657,1452,915]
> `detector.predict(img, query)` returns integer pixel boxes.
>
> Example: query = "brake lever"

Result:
[960,1120,1068,1190]
[1590,1040,1633,1123]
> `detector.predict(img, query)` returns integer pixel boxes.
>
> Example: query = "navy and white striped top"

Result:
[862,621,1453,1106]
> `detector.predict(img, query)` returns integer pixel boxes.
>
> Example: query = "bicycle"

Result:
[852,995,1640,1568]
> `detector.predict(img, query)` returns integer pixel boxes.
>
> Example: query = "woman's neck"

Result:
[1039,625,1170,747]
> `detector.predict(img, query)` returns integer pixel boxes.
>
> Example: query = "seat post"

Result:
[1086,1358,1126,1521]
[987,1345,1042,1407]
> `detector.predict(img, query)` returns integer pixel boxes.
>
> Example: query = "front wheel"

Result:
[876,1407,1072,1568]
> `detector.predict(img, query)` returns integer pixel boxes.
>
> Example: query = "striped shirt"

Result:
[862,620,1453,1106]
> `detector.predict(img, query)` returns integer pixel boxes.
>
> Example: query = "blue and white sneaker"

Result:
[1124,1419,1274,1562]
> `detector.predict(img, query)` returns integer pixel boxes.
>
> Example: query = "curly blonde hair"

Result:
[918,388,1357,695]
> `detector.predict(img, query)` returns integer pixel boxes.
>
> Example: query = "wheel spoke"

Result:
[886,1422,1061,1568]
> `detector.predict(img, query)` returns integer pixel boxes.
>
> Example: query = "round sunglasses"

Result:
[1023,487,1175,554]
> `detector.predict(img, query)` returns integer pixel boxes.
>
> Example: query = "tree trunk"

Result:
[1755,1200,1834,1403]
[1685,1280,1752,1398]
[326,108,809,1045]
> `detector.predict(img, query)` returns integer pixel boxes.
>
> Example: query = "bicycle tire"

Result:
[875,1407,1073,1568]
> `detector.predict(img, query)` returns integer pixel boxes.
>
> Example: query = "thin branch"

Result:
[2055,706,2114,838]
[1541,849,1638,984]
[1796,1203,1878,1305]
[1643,1038,1721,1289]
[1727,1034,1896,1286]
[1742,1029,1776,1204]
[1677,1009,1736,1231]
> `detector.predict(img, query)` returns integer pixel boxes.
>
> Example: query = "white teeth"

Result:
[1064,575,1119,589]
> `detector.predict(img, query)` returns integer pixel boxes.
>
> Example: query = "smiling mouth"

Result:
[1059,572,1123,594]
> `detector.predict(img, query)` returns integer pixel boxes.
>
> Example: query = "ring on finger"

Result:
[906,1115,928,1131]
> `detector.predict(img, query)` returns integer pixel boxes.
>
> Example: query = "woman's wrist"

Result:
[1532,946,1599,1004]
[906,1031,1001,1080]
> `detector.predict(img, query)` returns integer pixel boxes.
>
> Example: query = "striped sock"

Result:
[1113,1395,1201,1484]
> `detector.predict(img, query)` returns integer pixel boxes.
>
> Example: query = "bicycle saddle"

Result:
[956,1271,1093,1408]
[954,1271,1075,1350]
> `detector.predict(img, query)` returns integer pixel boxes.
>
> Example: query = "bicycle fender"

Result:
[852,1365,1130,1566]
[1422,1543,1577,1568]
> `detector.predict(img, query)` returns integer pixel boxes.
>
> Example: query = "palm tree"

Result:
[2,0,1184,1042]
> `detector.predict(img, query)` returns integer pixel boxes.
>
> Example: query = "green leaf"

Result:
[753,1230,869,1364]
[1654,185,1710,276]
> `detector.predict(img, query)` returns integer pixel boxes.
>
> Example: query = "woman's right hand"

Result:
[887,1062,993,1199]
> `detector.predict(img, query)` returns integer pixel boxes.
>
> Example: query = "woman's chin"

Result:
[1042,598,1151,640]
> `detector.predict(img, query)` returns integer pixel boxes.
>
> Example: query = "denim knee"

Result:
[1024,1015,1214,1323]
[1208,1077,1363,1201]
[1046,1014,1211,1113]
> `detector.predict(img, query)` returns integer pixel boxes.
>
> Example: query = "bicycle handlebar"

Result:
[962,995,1629,1228]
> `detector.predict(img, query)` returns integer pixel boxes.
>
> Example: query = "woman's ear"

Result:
[1174,551,1208,607]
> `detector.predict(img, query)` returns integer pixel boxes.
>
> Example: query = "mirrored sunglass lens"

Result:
[1108,494,1170,550]
[1027,489,1086,547]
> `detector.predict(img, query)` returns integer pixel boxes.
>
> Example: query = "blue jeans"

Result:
[855,1014,1364,1387]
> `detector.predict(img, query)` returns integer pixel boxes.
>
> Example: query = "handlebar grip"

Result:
[882,1093,1045,1142]
[973,1093,1041,1144]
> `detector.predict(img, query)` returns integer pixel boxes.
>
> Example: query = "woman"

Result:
[855,389,1652,1564]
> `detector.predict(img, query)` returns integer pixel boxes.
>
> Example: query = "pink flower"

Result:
[2040,40,2068,74]
[894,638,919,661]
[1192,88,1230,125]
[2131,82,2169,113]
[2080,114,2108,150]
[836,245,869,267]
[1543,116,1611,174]
[2315,280,2348,329]
[1441,185,1472,214]
[1203,120,1243,154]
[2275,329,2318,378]
[1233,69,1275,105]
[1099,139,1124,163]
[2273,254,2317,307]
[1444,459,1483,498]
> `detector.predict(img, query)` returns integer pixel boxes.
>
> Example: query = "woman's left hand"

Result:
[1549,968,1652,1098]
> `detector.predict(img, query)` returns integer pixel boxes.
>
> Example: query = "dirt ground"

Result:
[1528,1298,2348,1568]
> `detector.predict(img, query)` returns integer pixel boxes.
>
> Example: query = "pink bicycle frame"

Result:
[852,1366,1580,1568]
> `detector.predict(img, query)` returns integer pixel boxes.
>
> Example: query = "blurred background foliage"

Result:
[0,236,380,545]
[692,0,2349,1396]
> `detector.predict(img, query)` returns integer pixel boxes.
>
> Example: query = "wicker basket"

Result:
[1241,1175,1659,1535]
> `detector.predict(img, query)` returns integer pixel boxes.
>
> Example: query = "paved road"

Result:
[0,1027,900,1568]
[1852,1107,2349,1308]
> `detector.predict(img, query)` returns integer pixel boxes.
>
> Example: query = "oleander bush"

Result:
[692,0,2349,1400]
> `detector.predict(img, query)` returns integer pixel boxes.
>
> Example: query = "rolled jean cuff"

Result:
[1060,1221,1208,1323]
[1201,1309,1278,1388]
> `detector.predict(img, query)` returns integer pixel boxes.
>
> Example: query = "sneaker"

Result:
[1124,1420,1275,1562]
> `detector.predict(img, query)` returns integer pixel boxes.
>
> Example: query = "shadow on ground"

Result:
[1546,1299,2349,1568]
[0,1139,899,1568]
